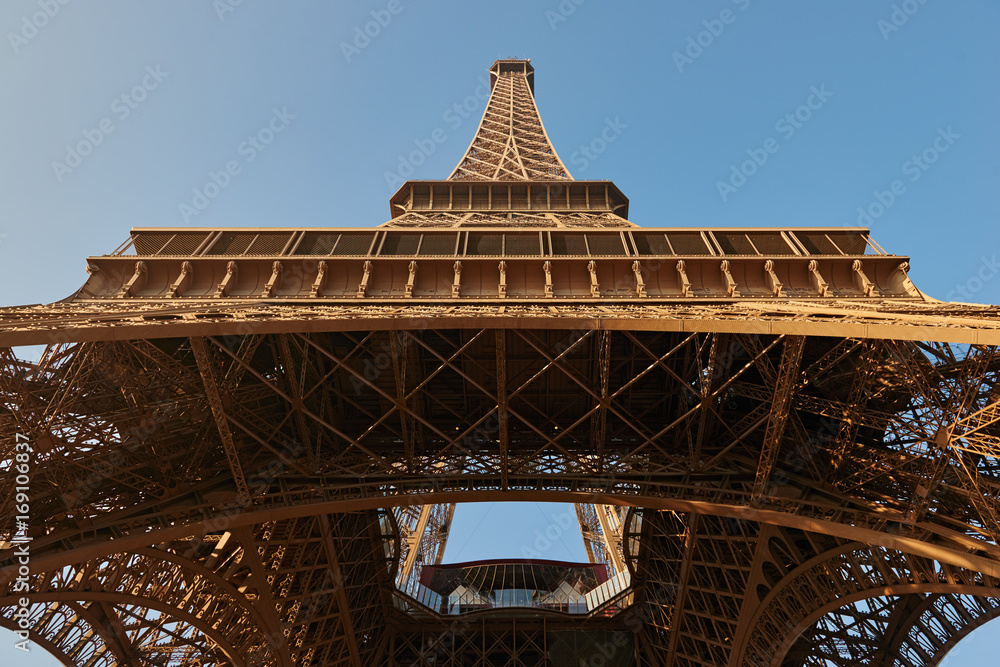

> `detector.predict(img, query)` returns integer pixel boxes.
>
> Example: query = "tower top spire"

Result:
[448,58,572,182]
[489,58,534,93]
[382,59,632,227]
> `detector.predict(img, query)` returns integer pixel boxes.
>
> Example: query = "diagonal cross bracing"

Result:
[3,58,1000,667]
[449,60,572,181]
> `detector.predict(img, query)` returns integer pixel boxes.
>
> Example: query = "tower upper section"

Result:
[66,59,923,308]
[384,59,632,228]
[448,59,573,182]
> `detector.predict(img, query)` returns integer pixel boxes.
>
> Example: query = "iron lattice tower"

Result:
[2,58,1000,666]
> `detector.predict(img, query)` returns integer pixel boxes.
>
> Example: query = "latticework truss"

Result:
[383,210,635,229]
[448,60,572,181]
[2,59,1000,666]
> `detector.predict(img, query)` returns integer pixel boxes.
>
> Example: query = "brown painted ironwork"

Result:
[2,59,1000,666]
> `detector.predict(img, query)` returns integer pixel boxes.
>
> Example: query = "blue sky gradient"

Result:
[1,1,998,664]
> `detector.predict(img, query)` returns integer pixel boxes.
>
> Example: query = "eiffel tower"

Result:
[2,58,1000,666]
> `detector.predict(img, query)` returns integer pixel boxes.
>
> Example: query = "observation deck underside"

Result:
[2,57,1000,667]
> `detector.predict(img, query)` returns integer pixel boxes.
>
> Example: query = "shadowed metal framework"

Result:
[2,58,1000,666]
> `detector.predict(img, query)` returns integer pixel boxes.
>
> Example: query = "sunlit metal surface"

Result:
[1,59,999,666]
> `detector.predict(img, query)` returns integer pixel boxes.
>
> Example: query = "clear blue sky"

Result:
[1,1,998,664]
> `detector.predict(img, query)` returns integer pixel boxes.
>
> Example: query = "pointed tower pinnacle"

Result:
[449,59,573,181]
[384,59,633,228]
